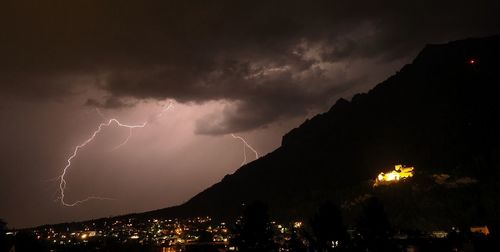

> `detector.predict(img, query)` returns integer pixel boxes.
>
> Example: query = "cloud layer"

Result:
[2,0,499,134]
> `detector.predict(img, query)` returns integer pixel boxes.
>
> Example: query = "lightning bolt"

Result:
[113,103,174,151]
[156,102,175,119]
[231,133,259,166]
[95,108,132,151]
[58,119,146,206]
[111,127,133,151]
[56,102,174,207]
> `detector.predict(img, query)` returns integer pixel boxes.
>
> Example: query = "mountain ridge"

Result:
[29,34,500,230]
[148,34,500,224]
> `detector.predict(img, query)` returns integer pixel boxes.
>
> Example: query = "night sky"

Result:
[1,0,499,228]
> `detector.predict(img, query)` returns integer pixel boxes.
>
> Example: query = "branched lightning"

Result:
[111,102,173,151]
[231,133,259,166]
[56,102,261,207]
[56,102,174,207]
[59,119,146,206]
[96,108,133,151]
[156,103,175,119]
[111,128,133,151]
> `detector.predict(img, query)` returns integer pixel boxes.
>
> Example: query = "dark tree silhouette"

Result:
[233,201,276,252]
[357,197,391,240]
[288,226,307,252]
[357,197,395,252]
[0,218,6,252]
[310,201,348,251]
[11,231,47,252]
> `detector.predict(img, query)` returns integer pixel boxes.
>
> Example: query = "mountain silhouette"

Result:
[140,35,500,229]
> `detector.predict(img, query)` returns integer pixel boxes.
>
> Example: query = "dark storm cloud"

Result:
[1,0,499,133]
[85,97,136,109]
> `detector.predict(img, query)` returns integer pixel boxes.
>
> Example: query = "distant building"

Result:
[374,165,414,186]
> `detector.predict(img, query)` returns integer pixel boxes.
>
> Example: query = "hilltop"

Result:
[147,34,500,229]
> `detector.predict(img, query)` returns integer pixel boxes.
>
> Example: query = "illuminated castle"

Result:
[374,165,414,186]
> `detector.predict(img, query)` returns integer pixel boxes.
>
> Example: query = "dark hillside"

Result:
[148,35,500,228]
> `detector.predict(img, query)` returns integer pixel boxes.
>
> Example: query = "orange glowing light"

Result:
[374,165,414,186]
[470,226,489,236]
